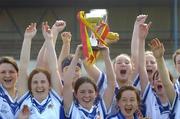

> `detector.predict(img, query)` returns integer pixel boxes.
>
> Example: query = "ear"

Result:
[74,92,78,98]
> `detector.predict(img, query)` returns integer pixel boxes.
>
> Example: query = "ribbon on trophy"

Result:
[77,10,119,64]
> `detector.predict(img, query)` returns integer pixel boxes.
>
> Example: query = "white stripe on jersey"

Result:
[0,85,19,119]
[17,89,64,119]
[97,71,107,97]
[174,77,180,93]
[170,91,180,119]
[142,83,170,119]
[66,97,107,119]
[107,110,139,119]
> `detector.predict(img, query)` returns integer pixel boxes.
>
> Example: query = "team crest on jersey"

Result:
[0,104,8,114]
[48,104,53,109]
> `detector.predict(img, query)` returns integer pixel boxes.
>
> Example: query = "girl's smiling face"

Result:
[31,72,50,102]
[118,90,138,118]
[75,82,97,110]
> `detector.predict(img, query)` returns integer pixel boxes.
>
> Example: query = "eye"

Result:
[32,80,38,84]
[88,90,94,94]
[79,90,85,94]
[41,80,46,84]
[116,61,123,64]
[121,98,127,102]
[130,98,135,102]
[9,70,16,74]
[125,61,130,64]
[0,71,6,74]
[150,61,156,64]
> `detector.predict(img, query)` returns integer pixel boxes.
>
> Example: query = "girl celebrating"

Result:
[17,22,64,119]
[107,86,141,119]
[63,45,115,119]
[0,56,19,119]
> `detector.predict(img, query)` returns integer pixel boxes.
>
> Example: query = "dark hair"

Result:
[116,85,141,106]
[28,68,51,92]
[172,49,180,65]
[74,76,97,94]
[153,70,174,83]
[0,56,18,72]
[61,54,81,71]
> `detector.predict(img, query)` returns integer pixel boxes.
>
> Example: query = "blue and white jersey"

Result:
[17,89,64,119]
[170,91,180,119]
[107,74,141,117]
[65,96,107,119]
[142,83,170,119]
[174,77,180,93]
[96,71,107,97]
[133,74,141,91]
[107,111,139,119]
[0,84,19,119]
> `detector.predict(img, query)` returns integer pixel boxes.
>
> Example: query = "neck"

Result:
[126,116,134,119]
[6,87,16,99]
[158,94,169,104]
[117,79,131,87]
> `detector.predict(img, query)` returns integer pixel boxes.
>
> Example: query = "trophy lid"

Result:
[85,9,107,23]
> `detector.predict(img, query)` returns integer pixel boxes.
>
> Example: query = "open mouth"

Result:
[82,98,92,103]
[157,84,163,91]
[120,70,127,75]
[3,79,12,84]
[125,107,133,113]
[147,69,152,74]
[36,90,45,93]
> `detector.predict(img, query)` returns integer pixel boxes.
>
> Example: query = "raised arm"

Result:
[63,45,82,114]
[130,15,148,81]
[42,22,63,96]
[83,59,101,83]
[149,38,175,104]
[138,21,151,94]
[36,20,66,69]
[51,20,66,45]
[100,46,115,109]
[58,32,71,76]
[17,23,37,98]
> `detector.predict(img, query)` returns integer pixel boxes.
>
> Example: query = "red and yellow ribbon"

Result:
[77,11,109,64]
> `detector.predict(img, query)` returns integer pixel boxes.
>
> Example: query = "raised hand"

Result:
[149,38,165,59]
[135,14,148,24]
[75,44,83,58]
[52,20,66,33]
[24,23,37,39]
[18,105,30,119]
[61,32,72,44]
[42,22,53,40]
[99,46,109,58]
[139,22,151,40]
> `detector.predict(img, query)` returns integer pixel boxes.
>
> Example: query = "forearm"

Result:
[139,38,148,94]
[83,60,101,82]
[103,54,115,109]
[131,22,139,57]
[58,42,70,73]
[156,57,175,104]
[46,38,63,95]
[36,42,48,69]
[18,38,31,97]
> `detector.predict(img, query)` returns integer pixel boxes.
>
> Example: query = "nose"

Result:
[36,82,43,88]
[146,61,150,66]
[84,92,90,97]
[4,72,11,77]
[121,62,126,66]
[126,100,132,105]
